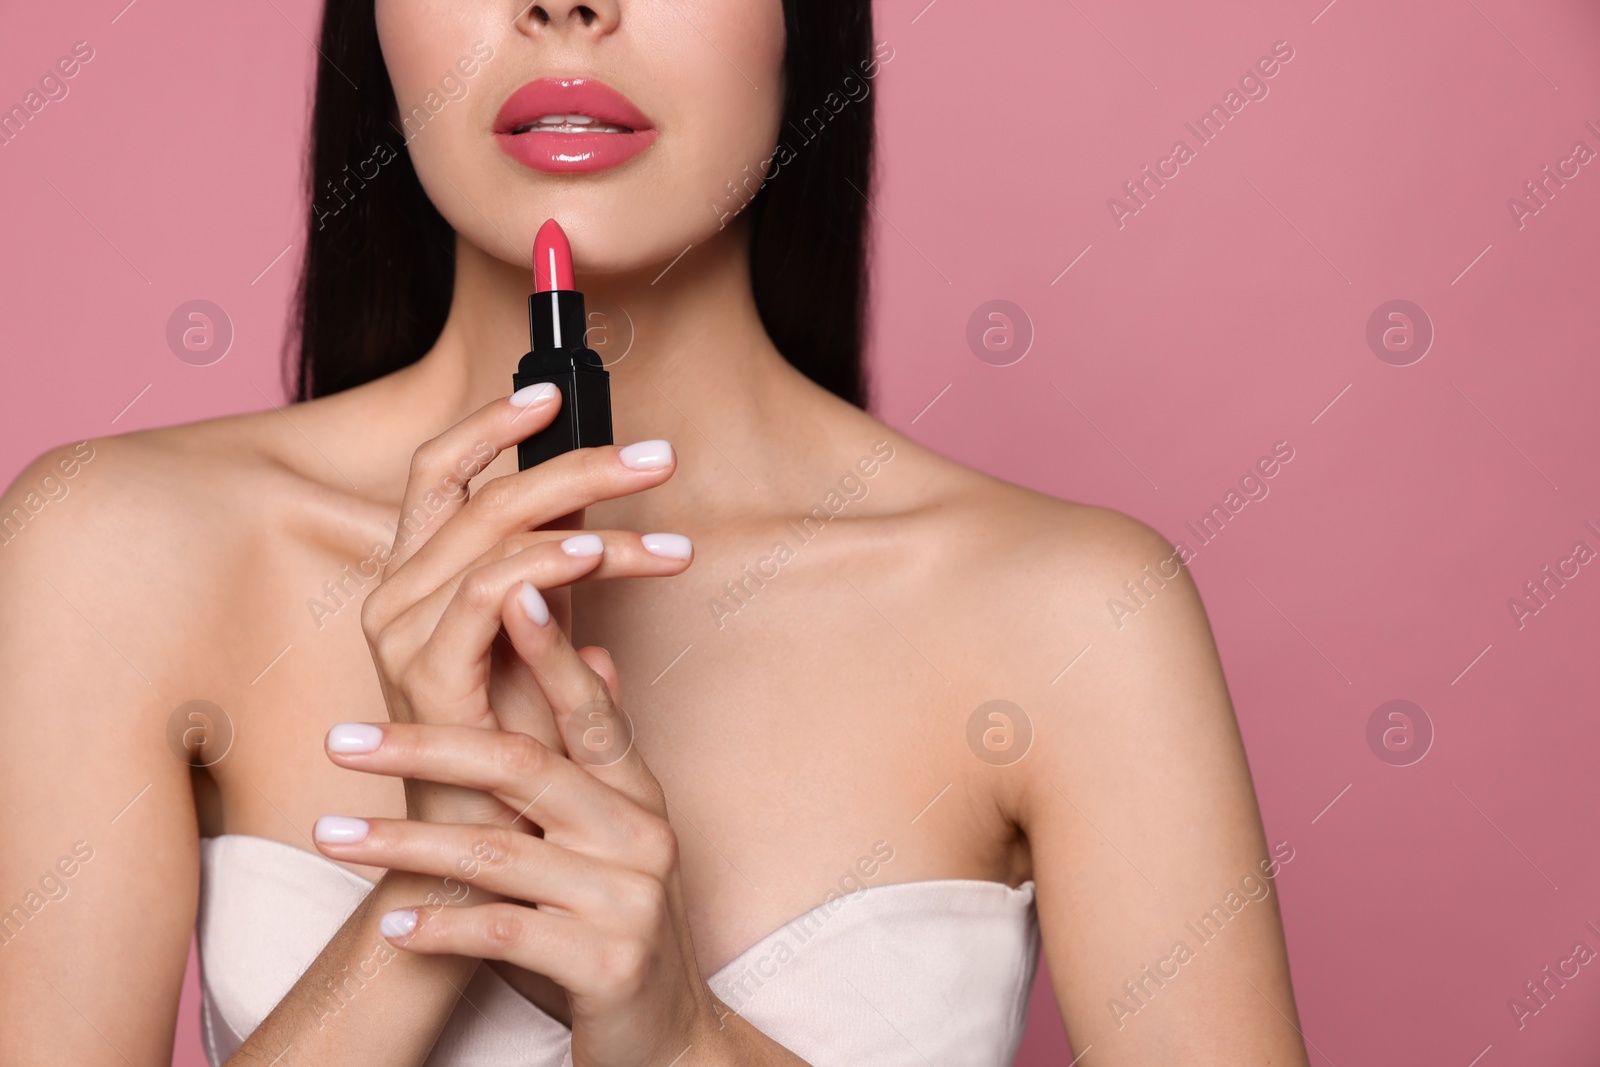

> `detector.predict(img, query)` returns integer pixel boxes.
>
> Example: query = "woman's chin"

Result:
[465,212,733,285]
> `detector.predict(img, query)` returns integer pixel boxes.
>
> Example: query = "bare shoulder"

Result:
[0,402,372,691]
[0,402,371,1062]
[860,429,1192,643]
[917,442,1221,696]
[834,428,1240,825]
[4,411,274,571]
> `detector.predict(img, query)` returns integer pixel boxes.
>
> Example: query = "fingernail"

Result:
[618,439,673,470]
[327,722,384,753]
[510,382,558,408]
[642,533,693,560]
[518,581,550,626]
[314,816,370,844]
[560,533,604,557]
[380,909,418,938]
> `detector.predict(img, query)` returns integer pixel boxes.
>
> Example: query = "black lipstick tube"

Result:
[514,288,613,470]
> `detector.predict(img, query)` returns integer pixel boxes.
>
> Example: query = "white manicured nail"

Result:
[380,909,418,938]
[314,816,369,844]
[641,533,693,560]
[510,383,558,407]
[518,581,550,626]
[327,723,383,753]
[561,534,604,557]
[618,440,673,470]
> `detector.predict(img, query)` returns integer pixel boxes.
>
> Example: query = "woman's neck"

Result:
[377,221,837,523]
[420,221,787,433]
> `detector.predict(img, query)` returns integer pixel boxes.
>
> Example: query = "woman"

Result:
[0,0,1309,1063]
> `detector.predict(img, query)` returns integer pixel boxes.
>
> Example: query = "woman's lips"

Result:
[494,77,658,174]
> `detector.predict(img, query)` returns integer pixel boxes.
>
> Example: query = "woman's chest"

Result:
[209,534,1017,970]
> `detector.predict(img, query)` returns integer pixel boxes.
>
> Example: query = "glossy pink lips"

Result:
[494,77,657,174]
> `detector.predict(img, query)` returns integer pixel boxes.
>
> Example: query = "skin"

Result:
[0,0,1311,1064]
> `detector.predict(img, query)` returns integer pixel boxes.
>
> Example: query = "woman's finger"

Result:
[578,646,623,705]
[504,574,683,815]
[385,385,563,574]
[398,529,695,665]
[379,440,677,610]
[391,531,692,721]
[312,816,608,913]
[324,722,642,853]
[381,539,604,727]
[377,901,612,995]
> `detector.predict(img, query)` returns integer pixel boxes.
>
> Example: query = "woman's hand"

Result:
[356,383,688,826]
[316,583,779,1067]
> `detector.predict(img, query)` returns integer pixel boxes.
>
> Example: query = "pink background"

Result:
[4,0,1599,1064]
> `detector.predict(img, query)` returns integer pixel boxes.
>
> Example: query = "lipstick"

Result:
[514,219,613,470]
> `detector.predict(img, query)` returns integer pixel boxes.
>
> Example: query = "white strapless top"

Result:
[196,835,1041,1066]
